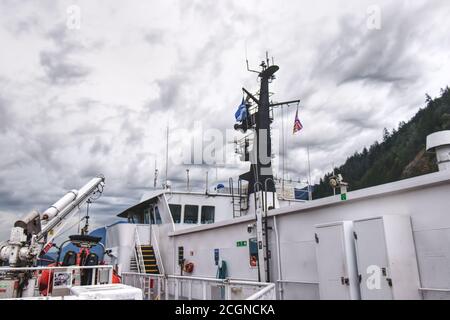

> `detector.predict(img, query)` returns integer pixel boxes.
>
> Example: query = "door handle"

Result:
[341,277,349,285]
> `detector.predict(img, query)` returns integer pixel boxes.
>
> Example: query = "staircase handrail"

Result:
[151,225,165,275]
[134,227,146,274]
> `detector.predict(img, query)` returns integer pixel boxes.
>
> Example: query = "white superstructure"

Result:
[100,131,450,300]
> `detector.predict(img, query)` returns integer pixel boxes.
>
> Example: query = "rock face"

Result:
[401,149,437,179]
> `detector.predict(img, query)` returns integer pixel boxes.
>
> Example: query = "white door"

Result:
[354,218,393,299]
[315,224,351,300]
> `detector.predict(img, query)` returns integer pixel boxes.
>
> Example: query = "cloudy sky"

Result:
[0,0,449,239]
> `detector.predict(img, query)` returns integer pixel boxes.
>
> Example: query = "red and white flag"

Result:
[293,107,303,134]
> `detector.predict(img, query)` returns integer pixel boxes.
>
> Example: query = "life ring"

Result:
[183,262,194,273]
[39,263,57,296]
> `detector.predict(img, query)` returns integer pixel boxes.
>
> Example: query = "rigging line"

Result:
[59,215,87,238]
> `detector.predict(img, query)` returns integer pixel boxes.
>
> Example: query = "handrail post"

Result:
[174,279,179,300]
[165,277,169,300]
[225,279,232,300]
[157,277,161,300]
[202,281,207,300]
[188,280,192,300]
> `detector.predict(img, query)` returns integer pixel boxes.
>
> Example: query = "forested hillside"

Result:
[313,87,450,199]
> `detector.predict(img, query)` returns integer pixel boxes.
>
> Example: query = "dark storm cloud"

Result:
[39,25,92,85]
[39,50,91,85]
[147,76,184,112]
[0,1,449,239]
[312,4,425,88]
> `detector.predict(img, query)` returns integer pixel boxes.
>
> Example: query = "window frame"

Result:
[200,205,215,224]
[169,204,182,224]
[183,204,199,224]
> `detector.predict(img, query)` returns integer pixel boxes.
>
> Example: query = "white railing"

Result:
[0,265,113,299]
[134,227,145,274]
[246,283,276,300]
[151,225,165,275]
[121,272,276,300]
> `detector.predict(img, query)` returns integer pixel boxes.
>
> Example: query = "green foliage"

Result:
[313,87,450,199]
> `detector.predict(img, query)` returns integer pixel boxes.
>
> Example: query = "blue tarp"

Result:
[294,186,315,200]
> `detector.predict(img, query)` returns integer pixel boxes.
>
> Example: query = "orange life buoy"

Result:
[183,262,194,273]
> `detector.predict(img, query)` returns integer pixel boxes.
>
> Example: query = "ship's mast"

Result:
[234,52,301,282]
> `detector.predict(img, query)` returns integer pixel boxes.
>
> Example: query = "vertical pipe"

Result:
[273,216,283,300]
[202,281,207,300]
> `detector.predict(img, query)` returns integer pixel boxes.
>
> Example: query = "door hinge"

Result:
[314,233,319,243]
[386,278,393,287]
[358,274,362,283]
[353,231,358,240]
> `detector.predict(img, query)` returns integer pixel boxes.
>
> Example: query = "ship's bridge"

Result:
[116,189,246,230]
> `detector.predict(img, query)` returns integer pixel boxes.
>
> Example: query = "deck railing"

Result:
[121,272,275,300]
[0,265,114,299]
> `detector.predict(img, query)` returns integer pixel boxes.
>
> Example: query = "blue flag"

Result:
[234,98,247,122]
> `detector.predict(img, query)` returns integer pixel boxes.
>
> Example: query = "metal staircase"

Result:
[132,227,162,275]
[139,245,160,274]
[129,256,139,272]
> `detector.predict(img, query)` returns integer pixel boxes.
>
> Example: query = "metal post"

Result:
[157,277,161,300]
[202,281,207,300]
[225,281,232,300]
[188,280,192,300]
[175,279,179,300]
[108,267,113,284]
[165,278,169,300]
[91,266,96,285]
[307,145,312,201]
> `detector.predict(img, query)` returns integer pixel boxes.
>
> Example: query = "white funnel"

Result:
[426,130,450,171]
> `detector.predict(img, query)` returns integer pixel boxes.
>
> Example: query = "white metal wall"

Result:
[168,171,450,299]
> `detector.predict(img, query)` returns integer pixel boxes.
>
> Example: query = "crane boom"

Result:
[0,175,105,267]
[37,176,105,241]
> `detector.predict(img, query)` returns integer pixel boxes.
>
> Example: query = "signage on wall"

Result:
[236,241,248,247]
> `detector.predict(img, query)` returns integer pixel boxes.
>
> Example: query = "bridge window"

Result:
[169,204,181,223]
[201,206,215,224]
[147,205,162,225]
[184,205,199,224]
